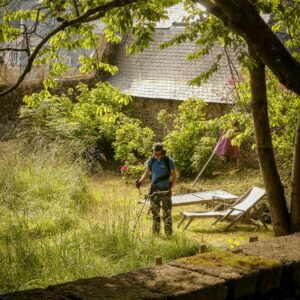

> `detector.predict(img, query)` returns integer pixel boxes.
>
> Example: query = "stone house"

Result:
[106,4,237,138]
[0,3,238,139]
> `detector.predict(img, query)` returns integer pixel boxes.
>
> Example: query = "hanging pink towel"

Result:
[215,138,231,156]
[215,137,240,159]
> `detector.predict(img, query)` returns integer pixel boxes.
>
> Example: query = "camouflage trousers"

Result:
[149,189,172,236]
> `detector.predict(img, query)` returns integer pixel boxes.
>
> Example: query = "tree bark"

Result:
[290,114,300,232]
[248,46,290,236]
[197,0,300,96]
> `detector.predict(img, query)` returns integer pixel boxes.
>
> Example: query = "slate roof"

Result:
[109,26,236,103]
[155,3,190,28]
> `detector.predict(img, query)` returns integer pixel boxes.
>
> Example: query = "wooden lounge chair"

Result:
[177,186,267,231]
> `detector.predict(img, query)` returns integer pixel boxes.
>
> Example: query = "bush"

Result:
[19,82,132,162]
[122,164,145,180]
[113,118,154,179]
[159,98,219,175]
[20,83,156,170]
[113,118,154,165]
[214,71,300,170]
[191,136,222,175]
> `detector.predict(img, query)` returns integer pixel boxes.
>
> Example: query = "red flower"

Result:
[120,165,128,172]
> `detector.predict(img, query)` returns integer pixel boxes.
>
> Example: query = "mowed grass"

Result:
[96,167,274,253]
[175,168,274,249]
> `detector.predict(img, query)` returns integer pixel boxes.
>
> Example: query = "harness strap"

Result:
[149,155,171,185]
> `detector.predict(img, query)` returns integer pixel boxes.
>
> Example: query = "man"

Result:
[136,143,176,236]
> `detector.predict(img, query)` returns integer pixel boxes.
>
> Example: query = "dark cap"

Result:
[153,142,164,152]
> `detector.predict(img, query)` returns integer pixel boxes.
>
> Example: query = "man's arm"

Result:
[170,170,176,187]
[138,169,150,184]
[135,168,150,188]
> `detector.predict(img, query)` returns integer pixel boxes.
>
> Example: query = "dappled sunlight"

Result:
[0,145,198,294]
[91,170,274,254]
[0,141,274,295]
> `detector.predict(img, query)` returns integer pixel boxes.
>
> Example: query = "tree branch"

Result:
[27,6,48,35]
[0,48,28,52]
[72,0,80,16]
[196,0,300,95]
[22,25,31,57]
[0,0,140,97]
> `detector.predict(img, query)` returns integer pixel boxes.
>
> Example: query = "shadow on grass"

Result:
[175,219,272,235]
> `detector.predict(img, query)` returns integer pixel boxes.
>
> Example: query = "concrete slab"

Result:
[171,260,282,299]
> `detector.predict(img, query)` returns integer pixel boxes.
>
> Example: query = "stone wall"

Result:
[129,97,234,139]
[1,80,254,167]
[0,82,234,140]
[129,97,258,168]
[0,76,96,138]
[0,86,245,163]
[2,234,300,300]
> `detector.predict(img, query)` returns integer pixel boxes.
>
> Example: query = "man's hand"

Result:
[135,179,141,189]
[168,181,173,190]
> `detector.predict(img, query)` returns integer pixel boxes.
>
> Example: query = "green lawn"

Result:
[94,167,273,251]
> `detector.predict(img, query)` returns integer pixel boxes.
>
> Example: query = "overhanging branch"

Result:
[0,0,140,97]
[195,0,300,95]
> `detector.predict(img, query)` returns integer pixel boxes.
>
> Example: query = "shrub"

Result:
[216,72,300,169]
[113,118,154,165]
[159,71,299,174]
[113,118,154,179]
[191,136,222,174]
[19,82,132,161]
[122,164,145,180]
[20,83,156,170]
[159,98,219,175]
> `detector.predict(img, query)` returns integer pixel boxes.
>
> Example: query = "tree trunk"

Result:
[248,46,290,236]
[290,114,300,232]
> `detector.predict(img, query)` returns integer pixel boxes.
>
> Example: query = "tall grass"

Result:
[0,141,198,294]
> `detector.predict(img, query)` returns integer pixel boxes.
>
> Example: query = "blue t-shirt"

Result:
[147,156,175,190]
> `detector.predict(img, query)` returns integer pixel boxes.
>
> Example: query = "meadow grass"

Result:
[115,167,274,252]
[0,141,198,294]
[0,141,275,294]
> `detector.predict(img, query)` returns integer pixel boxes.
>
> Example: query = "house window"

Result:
[10,52,19,65]
[64,56,72,66]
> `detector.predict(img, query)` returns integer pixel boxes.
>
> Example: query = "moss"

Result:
[176,251,278,269]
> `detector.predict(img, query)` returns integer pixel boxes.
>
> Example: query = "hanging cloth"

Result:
[215,137,239,159]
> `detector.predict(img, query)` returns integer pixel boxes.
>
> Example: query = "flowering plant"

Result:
[119,164,129,175]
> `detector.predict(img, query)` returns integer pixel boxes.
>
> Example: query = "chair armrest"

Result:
[211,200,233,211]
[211,202,228,211]
[212,195,229,200]
[213,201,232,207]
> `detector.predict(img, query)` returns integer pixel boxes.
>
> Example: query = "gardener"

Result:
[135,143,176,236]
